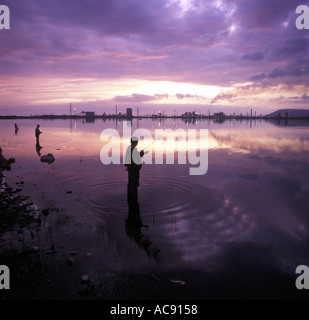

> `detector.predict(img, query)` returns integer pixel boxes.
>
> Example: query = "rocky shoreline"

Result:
[0,178,163,300]
[0,177,55,299]
[0,180,49,234]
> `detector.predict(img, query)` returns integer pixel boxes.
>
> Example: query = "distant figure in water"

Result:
[35,124,42,141]
[124,137,144,198]
[0,147,15,180]
[36,140,43,156]
[14,123,19,135]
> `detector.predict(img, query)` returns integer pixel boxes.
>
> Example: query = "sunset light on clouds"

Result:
[0,0,309,115]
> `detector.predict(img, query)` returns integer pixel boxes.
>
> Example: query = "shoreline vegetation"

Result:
[0,178,165,300]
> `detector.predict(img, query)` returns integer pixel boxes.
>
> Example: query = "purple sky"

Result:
[0,0,309,115]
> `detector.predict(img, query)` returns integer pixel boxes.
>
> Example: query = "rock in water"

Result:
[40,153,55,164]
[66,257,75,266]
[80,275,90,283]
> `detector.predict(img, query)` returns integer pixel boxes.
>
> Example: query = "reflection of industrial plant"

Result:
[213,112,225,123]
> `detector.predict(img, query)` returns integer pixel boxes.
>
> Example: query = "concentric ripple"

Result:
[79,173,210,216]
[75,170,257,265]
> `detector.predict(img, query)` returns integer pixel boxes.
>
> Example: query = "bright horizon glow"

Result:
[0,76,228,107]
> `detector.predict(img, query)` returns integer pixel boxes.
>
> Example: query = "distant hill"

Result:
[266,109,309,118]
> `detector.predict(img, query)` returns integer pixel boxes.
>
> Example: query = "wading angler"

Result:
[99,121,208,176]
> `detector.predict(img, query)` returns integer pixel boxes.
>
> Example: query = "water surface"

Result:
[1,117,309,299]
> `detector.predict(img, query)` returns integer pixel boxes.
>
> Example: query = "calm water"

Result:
[1,117,309,298]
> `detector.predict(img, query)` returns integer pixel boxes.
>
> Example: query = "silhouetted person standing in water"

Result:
[124,138,160,260]
[36,140,43,156]
[124,137,144,199]
[14,123,19,135]
[35,124,42,141]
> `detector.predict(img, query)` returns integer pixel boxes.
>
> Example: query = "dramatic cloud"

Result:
[0,0,308,114]
[251,73,267,81]
[273,37,309,59]
[112,93,169,103]
[301,93,309,100]
[241,52,264,61]
[175,93,197,99]
[211,82,309,108]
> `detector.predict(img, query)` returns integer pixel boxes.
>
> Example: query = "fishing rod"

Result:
[41,138,73,148]
[42,132,70,139]
[137,140,153,155]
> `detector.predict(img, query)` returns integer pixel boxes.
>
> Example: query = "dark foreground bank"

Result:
[1,179,309,301]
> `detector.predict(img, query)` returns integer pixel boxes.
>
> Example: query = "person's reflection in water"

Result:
[126,190,160,260]
[36,140,43,156]
[126,190,161,260]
